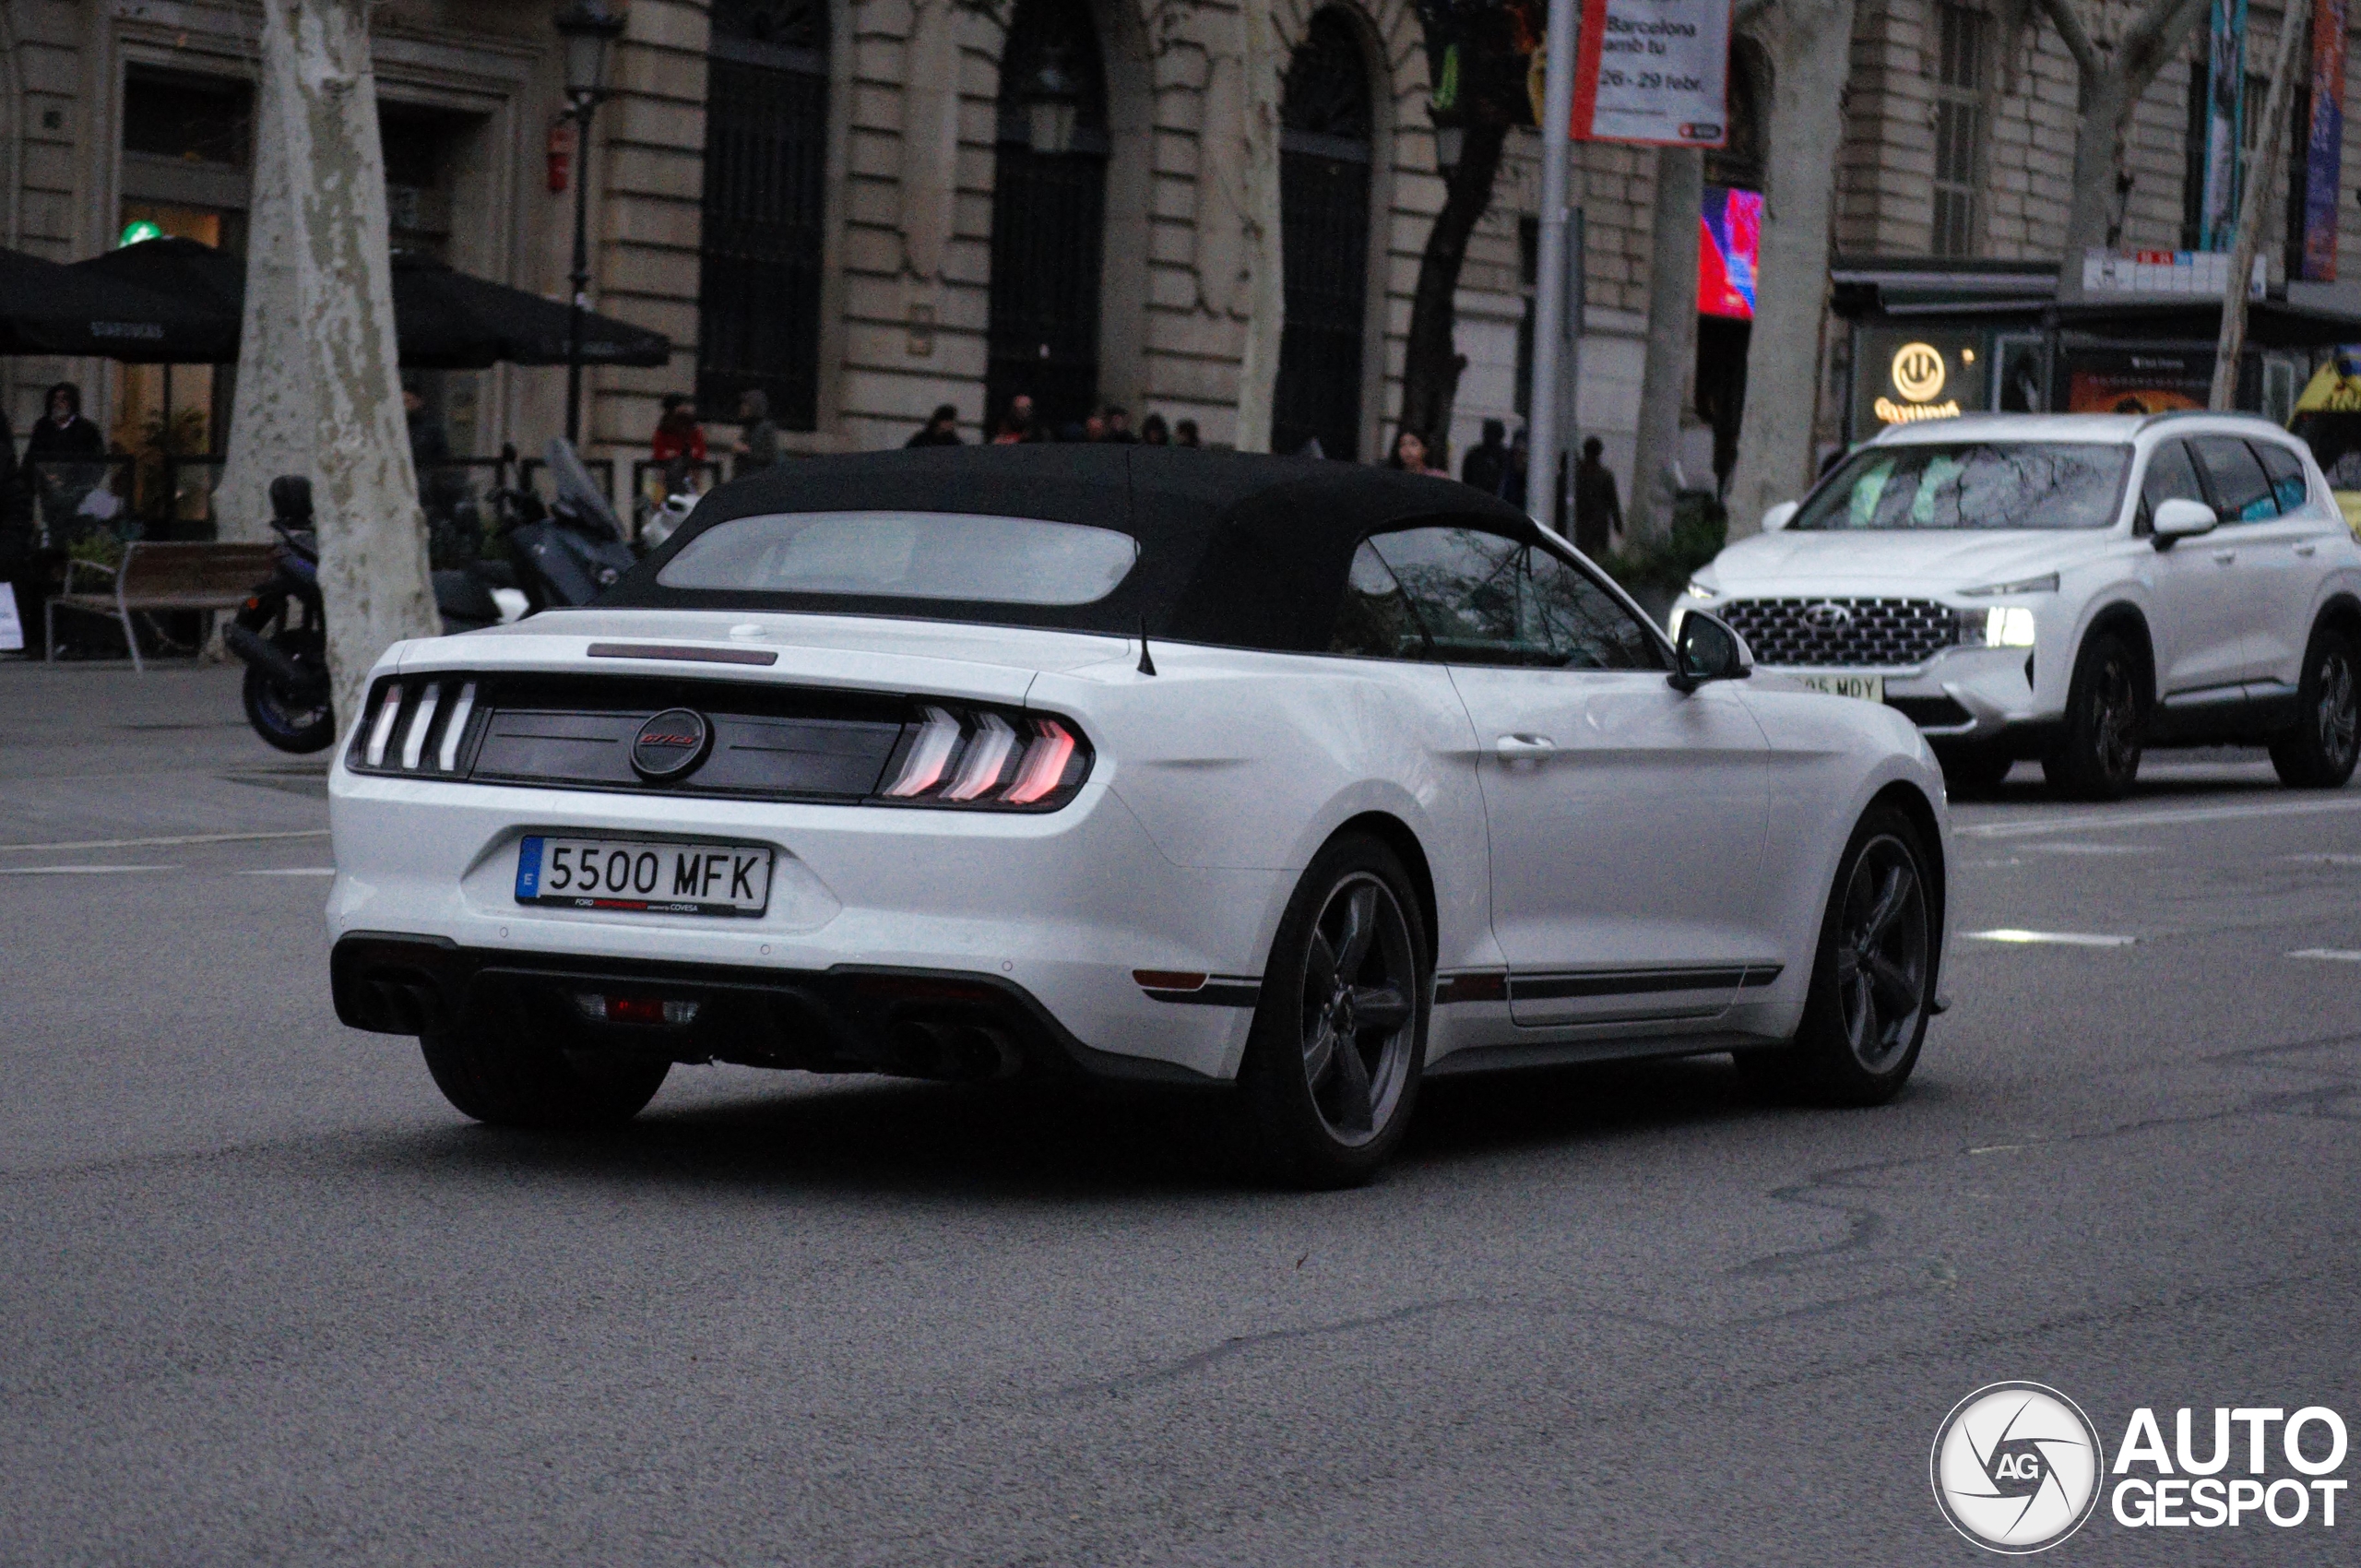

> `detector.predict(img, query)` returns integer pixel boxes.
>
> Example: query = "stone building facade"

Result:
[6,0,2361,511]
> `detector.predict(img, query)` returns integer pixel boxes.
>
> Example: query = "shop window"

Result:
[1930,5,1987,257]
[122,71,251,168]
[698,0,831,434]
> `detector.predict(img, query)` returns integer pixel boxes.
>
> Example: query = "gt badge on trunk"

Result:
[630,707,711,780]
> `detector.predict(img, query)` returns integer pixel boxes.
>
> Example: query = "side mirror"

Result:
[1762,500,1800,533]
[2152,497,2218,549]
[1669,612,1753,693]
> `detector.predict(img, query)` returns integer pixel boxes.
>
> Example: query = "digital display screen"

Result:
[1699,184,1761,320]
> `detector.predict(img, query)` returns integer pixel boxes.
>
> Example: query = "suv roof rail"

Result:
[2136,408,2274,434]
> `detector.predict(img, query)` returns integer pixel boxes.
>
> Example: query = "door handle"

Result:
[1495,733,1557,758]
[2296,543,2319,557]
[2210,549,2237,564]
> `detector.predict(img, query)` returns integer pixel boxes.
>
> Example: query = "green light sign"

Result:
[117,220,165,247]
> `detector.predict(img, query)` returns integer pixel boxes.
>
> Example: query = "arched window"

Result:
[985,0,1110,434]
[698,0,829,433]
[1271,10,1373,461]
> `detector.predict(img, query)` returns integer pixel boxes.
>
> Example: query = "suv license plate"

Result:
[1795,672,1885,703]
[515,836,773,917]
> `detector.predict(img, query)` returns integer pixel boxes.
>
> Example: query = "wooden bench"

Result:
[45,540,279,672]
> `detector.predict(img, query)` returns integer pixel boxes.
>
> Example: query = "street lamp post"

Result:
[554,0,625,448]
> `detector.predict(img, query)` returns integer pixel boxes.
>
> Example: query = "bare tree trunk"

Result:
[1629,146,1702,552]
[1397,119,1511,457]
[2038,0,2211,287]
[1725,0,1857,539]
[2211,8,2308,406]
[215,33,308,548]
[260,0,437,736]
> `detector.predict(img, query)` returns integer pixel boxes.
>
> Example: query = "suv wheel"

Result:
[2043,630,2145,801]
[2270,622,2361,789]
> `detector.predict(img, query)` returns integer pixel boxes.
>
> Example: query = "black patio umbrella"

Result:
[0,244,239,362]
[389,252,671,369]
[63,239,670,370]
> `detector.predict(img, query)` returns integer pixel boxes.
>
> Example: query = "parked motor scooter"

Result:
[223,476,527,754]
[500,438,639,610]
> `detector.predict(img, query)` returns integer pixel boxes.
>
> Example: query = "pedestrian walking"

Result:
[991,409,1031,445]
[735,389,782,474]
[1171,419,1200,448]
[1139,412,1170,445]
[1502,426,1529,509]
[1103,406,1138,444]
[904,403,962,448]
[1572,435,1623,558]
[26,382,107,541]
[1461,419,1511,496]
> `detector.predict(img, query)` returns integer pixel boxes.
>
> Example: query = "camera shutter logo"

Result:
[1930,1383,2106,1553]
[1892,342,1949,403]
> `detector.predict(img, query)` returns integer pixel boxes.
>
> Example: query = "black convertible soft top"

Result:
[601,445,1538,653]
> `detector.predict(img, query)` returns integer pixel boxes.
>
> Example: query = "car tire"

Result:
[420,1003,670,1130]
[1238,833,1431,1188]
[2268,622,2361,789]
[2043,629,2145,801]
[1938,746,2013,798]
[1734,802,1936,1107]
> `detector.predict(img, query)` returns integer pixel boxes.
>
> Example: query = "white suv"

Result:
[1679,412,2361,798]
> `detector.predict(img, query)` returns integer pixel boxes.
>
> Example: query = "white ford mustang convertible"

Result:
[329,446,1951,1183]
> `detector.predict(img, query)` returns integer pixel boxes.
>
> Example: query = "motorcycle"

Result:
[227,444,638,753]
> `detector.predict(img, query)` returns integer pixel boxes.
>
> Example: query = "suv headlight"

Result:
[1683,579,1716,600]
[1960,573,2058,597]
[1960,605,2037,647]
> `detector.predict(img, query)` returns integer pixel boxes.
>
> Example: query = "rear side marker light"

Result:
[573,992,700,1027]
[1133,969,1207,992]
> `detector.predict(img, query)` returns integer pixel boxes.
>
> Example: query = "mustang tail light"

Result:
[879,704,1091,811]
[350,675,481,777]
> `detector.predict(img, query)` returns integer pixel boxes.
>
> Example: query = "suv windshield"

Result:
[1794,442,2132,530]
[657,511,1140,605]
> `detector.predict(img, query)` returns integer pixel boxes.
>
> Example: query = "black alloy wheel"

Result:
[2270,624,2361,789]
[2044,630,2144,801]
[1736,802,1936,1106]
[1240,834,1430,1187]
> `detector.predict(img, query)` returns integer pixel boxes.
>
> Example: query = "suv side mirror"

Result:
[1670,612,1753,693]
[2152,496,2218,548]
[1762,500,1800,533]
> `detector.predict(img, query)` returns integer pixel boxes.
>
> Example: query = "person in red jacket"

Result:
[650,393,706,491]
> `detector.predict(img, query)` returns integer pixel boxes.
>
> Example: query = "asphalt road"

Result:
[5,660,2358,1566]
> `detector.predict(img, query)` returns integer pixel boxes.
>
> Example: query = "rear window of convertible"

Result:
[657,511,1140,606]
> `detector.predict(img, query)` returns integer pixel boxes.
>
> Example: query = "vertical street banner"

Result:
[1571,0,1731,146]
[2197,0,2247,251]
[2302,0,2346,280]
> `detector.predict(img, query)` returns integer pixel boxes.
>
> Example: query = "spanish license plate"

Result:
[1794,672,1885,703]
[514,836,773,917]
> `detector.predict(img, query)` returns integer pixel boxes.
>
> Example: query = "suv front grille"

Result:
[1719,597,1967,668]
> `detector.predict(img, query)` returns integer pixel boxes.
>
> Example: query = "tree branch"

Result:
[2031,0,2102,78]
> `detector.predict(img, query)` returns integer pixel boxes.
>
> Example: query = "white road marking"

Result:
[0,864,177,876]
[1957,795,2361,840]
[1969,1144,2024,1155]
[2289,948,2361,962]
[2285,852,2361,866]
[0,828,330,853]
[237,868,337,877]
[1964,928,2140,947]
[2024,842,2158,855]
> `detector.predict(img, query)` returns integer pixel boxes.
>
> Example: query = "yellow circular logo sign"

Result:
[1892,342,1948,402]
